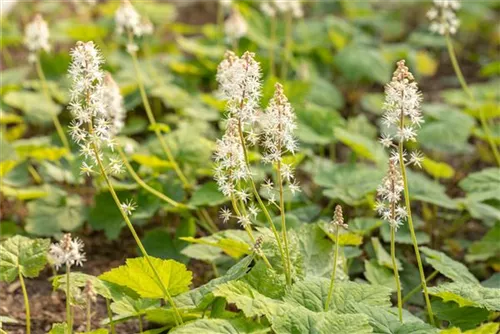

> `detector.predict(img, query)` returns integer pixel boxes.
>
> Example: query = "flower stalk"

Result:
[18,270,31,334]
[390,225,403,322]
[325,205,348,311]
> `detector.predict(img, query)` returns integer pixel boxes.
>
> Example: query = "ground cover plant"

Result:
[1,0,499,333]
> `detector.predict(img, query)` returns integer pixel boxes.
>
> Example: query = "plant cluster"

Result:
[1,1,499,334]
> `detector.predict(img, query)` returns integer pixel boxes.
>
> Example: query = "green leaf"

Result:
[308,159,384,206]
[364,259,396,290]
[244,261,286,299]
[170,318,270,334]
[25,186,86,236]
[428,282,500,311]
[335,127,387,165]
[294,223,335,278]
[420,247,479,285]
[3,91,62,124]
[407,171,458,209]
[284,277,392,312]
[213,280,281,318]
[296,104,345,145]
[180,236,250,259]
[189,182,228,207]
[422,157,455,180]
[466,222,500,262]
[272,306,372,334]
[372,237,401,271]
[53,272,112,299]
[431,299,489,331]
[48,323,68,334]
[0,236,50,283]
[335,44,391,84]
[459,168,500,202]
[99,257,192,299]
[131,154,174,169]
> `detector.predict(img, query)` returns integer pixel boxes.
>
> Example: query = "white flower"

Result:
[375,161,406,230]
[427,0,460,35]
[409,151,424,168]
[249,203,260,218]
[273,0,304,18]
[24,14,50,60]
[49,233,86,270]
[109,156,124,175]
[237,214,251,228]
[115,0,143,37]
[121,199,136,216]
[379,134,394,148]
[219,207,232,224]
[262,179,274,194]
[224,8,248,41]
[261,83,298,165]
[289,180,301,196]
[220,0,232,9]
[80,162,94,176]
[102,73,126,136]
[260,1,276,17]
[236,189,250,203]
[140,17,154,36]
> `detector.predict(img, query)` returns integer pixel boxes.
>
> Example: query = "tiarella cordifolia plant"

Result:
[102,73,126,137]
[376,161,405,321]
[325,205,347,311]
[67,41,124,178]
[24,14,50,63]
[426,0,460,35]
[427,0,500,166]
[49,233,86,332]
[380,60,435,325]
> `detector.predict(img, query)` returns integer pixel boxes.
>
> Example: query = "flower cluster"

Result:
[68,41,124,177]
[102,73,126,137]
[375,161,407,230]
[84,279,97,303]
[224,8,248,42]
[427,0,460,35]
[115,0,154,52]
[49,233,86,269]
[380,60,424,168]
[273,0,304,18]
[260,1,276,18]
[330,205,348,231]
[24,14,51,62]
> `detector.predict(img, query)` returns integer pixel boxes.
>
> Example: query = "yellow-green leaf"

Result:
[132,154,173,169]
[99,257,192,299]
[0,185,49,200]
[180,237,250,259]
[15,146,68,161]
[0,111,23,125]
[0,160,18,178]
[416,51,438,77]
[148,123,171,133]
[422,157,455,179]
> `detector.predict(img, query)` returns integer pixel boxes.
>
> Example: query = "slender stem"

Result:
[236,121,288,281]
[18,270,30,334]
[402,270,439,304]
[445,33,500,166]
[230,195,272,269]
[281,11,293,80]
[116,146,183,208]
[128,33,191,188]
[90,129,183,326]
[398,143,435,326]
[34,56,71,152]
[325,225,340,311]
[105,299,116,334]
[86,297,91,332]
[66,265,72,334]
[138,315,144,334]
[269,15,276,77]
[390,226,403,323]
[216,1,224,37]
[195,210,218,234]
[276,160,292,286]
[28,164,43,184]
[200,208,219,232]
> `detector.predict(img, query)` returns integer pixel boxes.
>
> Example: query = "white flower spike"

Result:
[49,233,86,270]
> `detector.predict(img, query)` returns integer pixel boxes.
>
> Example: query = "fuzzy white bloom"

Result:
[216,51,262,125]
[140,17,154,36]
[273,0,303,18]
[24,14,50,62]
[219,0,232,9]
[224,8,248,42]
[427,0,460,35]
[120,199,136,216]
[68,41,123,176]
[102,73,126,136]
[260,1,276,17]
[376,161,406,230]
[262,83,298,164]
[381,60,425,169]
[219,207,232,224]
[237,214,252,228]
[330,205,348,231]
[115,0,143,37]
[49,233,86,270]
